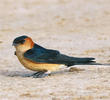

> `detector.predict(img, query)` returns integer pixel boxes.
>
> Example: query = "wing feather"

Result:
[24,44,95,66]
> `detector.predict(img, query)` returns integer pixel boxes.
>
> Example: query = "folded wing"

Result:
[24,44,95,66]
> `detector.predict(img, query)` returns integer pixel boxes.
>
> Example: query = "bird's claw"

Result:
[32,71,49,78]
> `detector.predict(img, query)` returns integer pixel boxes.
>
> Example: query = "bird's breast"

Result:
[15,51,63,71]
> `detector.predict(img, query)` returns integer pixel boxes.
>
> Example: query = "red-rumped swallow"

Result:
[13,35,95,78]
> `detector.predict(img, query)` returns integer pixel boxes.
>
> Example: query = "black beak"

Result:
[12,42,17,46]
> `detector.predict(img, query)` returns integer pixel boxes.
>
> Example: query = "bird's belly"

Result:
[16,53,62,71]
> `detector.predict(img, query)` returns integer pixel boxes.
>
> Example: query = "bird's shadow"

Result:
[0,69,33,77]
[0,67,84,78]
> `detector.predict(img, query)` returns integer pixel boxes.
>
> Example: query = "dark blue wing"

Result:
[24,44,60,63]
[24,44,95,66]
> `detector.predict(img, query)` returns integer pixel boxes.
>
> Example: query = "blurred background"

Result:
[0,0,110,100]
[0,0,110,63]
[0,0,110,34]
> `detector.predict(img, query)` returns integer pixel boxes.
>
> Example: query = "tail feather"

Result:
[66,57,95,66]
[73,57,95,63]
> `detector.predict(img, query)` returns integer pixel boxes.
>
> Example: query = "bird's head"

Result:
[13,35,34,52]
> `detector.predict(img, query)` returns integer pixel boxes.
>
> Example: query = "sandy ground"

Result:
[0,0,110,100]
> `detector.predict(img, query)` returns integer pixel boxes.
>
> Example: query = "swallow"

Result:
[13,35,95,78]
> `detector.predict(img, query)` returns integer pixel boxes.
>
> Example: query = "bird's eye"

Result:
[20,40,25,44]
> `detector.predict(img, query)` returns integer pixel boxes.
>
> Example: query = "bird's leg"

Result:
[32,71,51,78]
[32,71,44,76]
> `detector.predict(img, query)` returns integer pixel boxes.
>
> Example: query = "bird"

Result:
[13,35,95,78]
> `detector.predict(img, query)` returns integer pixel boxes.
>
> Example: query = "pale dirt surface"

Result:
[0,0,110,100]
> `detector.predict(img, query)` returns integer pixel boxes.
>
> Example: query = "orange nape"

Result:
[24,37,34,48]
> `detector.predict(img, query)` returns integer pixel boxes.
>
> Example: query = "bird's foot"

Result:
[32,71,51,78]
